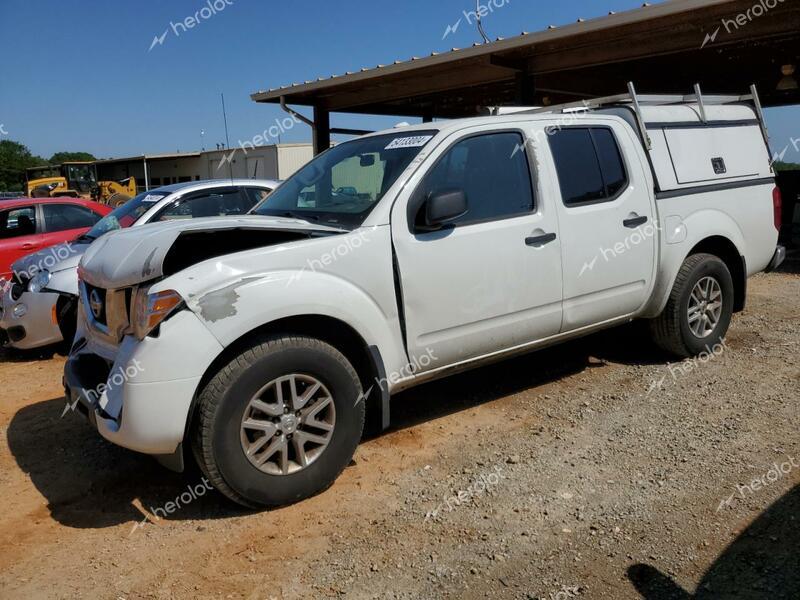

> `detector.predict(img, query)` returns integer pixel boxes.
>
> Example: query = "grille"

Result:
[80,281,132,345]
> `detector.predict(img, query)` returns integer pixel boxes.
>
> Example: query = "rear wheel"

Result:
[191,334,365,508]
[650,253,734,358]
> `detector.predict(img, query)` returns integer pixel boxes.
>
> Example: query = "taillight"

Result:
[773,187,782,232]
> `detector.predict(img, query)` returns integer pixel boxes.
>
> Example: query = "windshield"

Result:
[251,131,437,229]
[66,164,97,184]
[82,190,167,240]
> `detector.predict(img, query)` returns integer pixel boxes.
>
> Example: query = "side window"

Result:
[548,129,605,206]
[415,132,534,227]
[549,127,628,207]
[0,207,37,239]
[42,204,101,232]
[158,189,249,221]
[243,187,273,208]
[592,128,628,198]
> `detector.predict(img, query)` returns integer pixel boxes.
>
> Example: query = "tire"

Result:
[650,253,734,358]
[31,186,52,198]
[191,334,365,508]
[107,193,131,207]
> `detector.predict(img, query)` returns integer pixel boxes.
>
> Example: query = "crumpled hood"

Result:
[79,216,345,289]
[12,241,90,279]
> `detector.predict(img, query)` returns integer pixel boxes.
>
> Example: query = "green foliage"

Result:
[773,161,800,172]
[0,142,98,192]
[0,140,47,192]
[49,151,97,164]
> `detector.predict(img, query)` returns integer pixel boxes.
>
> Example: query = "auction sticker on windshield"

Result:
[142,194,167,202]
[385,135,433,150]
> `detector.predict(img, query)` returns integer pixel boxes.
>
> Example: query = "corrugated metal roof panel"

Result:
[251,0,733,102]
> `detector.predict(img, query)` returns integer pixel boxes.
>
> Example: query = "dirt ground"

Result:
[0,272,798,600]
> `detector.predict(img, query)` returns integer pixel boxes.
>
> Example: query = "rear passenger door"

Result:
[40,203,103,247]
[546,123,656,331]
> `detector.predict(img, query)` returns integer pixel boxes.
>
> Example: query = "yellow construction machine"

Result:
[25,162,136,206]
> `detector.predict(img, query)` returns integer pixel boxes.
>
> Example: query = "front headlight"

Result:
[132,287,184,340]
[28,270,51,294]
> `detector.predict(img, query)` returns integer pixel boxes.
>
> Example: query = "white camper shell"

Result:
[516,83,775,196]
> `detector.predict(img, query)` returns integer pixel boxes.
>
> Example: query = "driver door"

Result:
[391,128,563,371]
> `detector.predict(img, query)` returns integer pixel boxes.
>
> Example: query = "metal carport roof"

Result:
[251,0,800,152]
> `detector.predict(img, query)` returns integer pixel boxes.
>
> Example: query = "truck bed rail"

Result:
[494,82,770,152]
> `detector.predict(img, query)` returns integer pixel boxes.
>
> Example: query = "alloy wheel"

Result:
[240,374,336,475]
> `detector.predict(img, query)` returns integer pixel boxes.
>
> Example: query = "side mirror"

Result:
[424,188,468,229]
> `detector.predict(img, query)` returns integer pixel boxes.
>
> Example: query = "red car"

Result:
[0,198,113,281]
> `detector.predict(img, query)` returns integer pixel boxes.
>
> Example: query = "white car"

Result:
[1,179,279,350]
[65,87,784,508]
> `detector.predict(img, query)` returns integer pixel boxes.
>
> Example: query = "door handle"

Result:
[21,243,39,249]
[525,232,557,247]
[623,216,648,228]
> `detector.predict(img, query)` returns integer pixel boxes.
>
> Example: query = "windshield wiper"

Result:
[279,211,320,222]
[270,211,351,231]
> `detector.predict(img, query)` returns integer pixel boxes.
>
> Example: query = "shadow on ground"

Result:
[0,343,66,362]
[628,484,800,599]
[385,320,669,434]
[6,396,249,529]
[775,251,800,275]
[7,321,669,529]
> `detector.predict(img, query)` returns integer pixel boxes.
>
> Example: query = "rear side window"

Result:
[0,207,36,239]
[42,203,101,232]
[243,187,274,208]
[158,189,250,221]
[415,131,534,227]
[549,128,628,206]
[593,129,627,197]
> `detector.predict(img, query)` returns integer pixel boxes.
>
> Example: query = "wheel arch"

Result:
[186,314,391,448]
[648,229,747,318]
[685,236,747,312]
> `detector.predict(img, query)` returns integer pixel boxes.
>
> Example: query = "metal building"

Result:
[95,143,314,190]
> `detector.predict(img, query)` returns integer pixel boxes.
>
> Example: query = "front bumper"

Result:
[64,309,224,457]
[765,245,786,273]
[0,286,63,350]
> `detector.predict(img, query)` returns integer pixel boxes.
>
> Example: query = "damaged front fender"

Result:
[147,225,410,381]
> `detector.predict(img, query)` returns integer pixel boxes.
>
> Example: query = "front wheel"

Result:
[650,253,734,358]
[191,334,365,508]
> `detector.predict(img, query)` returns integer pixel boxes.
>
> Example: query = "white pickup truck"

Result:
[65,86,785,507]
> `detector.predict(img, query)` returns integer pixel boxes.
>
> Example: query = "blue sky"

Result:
[0,0,797,160]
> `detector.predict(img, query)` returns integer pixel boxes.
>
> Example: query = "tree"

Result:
[0,140,48,192]
[49,151,96,164]
[773,161,800,172]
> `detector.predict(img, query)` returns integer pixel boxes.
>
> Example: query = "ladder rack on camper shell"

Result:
[498,82,771,152]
